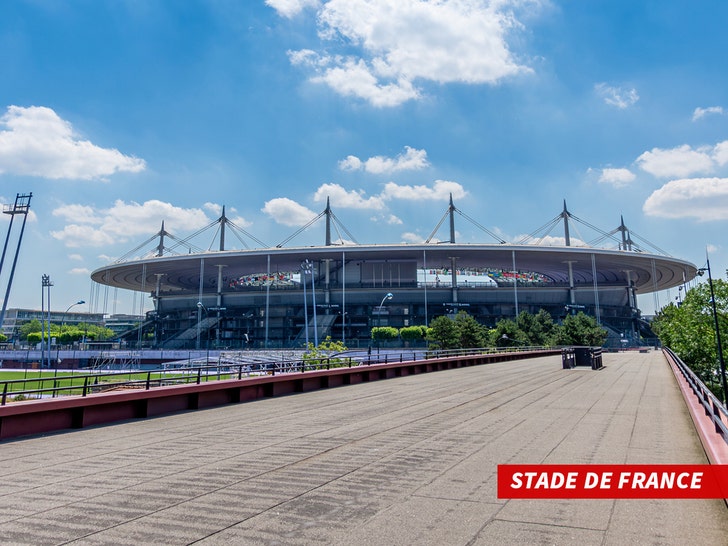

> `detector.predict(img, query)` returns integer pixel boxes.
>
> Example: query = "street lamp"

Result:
[697,257,728,405]
[61,300,85,328]
[374,293,394,356]
[378,292,394,327]
[59,300,85,351]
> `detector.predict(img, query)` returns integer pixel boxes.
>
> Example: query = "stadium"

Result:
[90,197,697,350]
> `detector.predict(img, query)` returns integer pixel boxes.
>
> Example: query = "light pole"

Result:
[61,300,85,328]
[301,260,318,347]
[59,300,85,351]
[375,292,394,355]
[378,292,394,327]
[41,274,53,369]
[196,301,208,350]
[301,262,309,348]
[697,257,728,404]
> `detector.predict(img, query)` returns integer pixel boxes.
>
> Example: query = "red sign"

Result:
[497,465,728,499]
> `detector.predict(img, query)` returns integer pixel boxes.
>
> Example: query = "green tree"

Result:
[652,280,728,390]
[454,311,487,348]
[553,312,607,347]
[18,319,42,340]
[0,332,7,343]
[371,326,399,344]
[426,315,461,350]
[399,325,427,345]
[517,309,556,346]
[302,336,349,367]
[491,318,529,347]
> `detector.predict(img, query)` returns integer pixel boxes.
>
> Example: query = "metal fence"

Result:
[0,345,548,405]
[664,347,728,446]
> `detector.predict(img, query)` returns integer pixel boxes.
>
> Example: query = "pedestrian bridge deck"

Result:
[0,351,726,545]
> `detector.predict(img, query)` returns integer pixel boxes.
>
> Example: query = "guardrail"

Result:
[0,345,548,405]
[663,347,728,446]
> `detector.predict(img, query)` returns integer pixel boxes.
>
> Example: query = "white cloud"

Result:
[594,83,639,109]
[598,168,636,188]
[262,197,318,226]
[692,106,724,121]
[266,0,320,18]
[69,267,91,275]
[401,231,426,243]
[281,0,536,107]
[341,146,430,174]
[51,199,213,247]
[338,155,363,171]
[643,178,728,221]
[68,254,84,261]
[313,183,385,209]
[636,144,717,178]
[0,105,146,180]
[381,179,467,201]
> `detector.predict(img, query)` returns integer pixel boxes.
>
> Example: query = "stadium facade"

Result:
[90,198,697,349]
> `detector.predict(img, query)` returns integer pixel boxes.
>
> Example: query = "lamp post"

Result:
[697,258,728,405]
[301,260,318,347]
[375,292,394,355]
[59,300,85,351]
[196,301,208,350]
[61,300,85,328]
[41,274,53,369]
[378,292,394,327]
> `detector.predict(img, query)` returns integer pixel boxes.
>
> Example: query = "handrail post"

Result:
[82,376,88,397]
[146,371,151,390]
[1,382,7,406]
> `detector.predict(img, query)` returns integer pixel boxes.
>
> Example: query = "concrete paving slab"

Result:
[0,351,725,545]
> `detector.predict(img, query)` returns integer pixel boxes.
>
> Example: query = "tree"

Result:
[371,326,399,344]
[454,311,487,348]
[426,315,461,350]
[302,337,349,367]
[552,312,607,347]
[18,319,42,341]
[399,325,427,345]
[517,309,556,346]
[652,279,728,390]
[491,318,529,347]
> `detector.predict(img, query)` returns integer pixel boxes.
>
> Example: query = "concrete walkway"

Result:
[0,351,725,545]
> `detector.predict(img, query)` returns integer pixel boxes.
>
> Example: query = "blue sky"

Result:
[1,0,727,316]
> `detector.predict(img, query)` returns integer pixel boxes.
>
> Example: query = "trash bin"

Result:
[561,348,576,369]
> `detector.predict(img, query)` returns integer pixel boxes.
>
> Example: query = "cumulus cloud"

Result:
[643,178,728,221]
[635,143,724,178]
[266,0,320,18]
[313,183,385,209]
[598,168,636,188]
[280,0,536,107]
[401,231,426,243]
[692,106,724,121]
[594,83,639,109]
[381,179,467,201]
[51,199,213,247]
[0,105,145,180]
[69,267,91,275]
[339,146,429,174]
[262,197,318,226]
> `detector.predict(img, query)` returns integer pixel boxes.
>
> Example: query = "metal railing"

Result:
[0,345,550,405]
[664,347,728,446]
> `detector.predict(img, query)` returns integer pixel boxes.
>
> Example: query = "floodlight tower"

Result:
[0,193,32,331]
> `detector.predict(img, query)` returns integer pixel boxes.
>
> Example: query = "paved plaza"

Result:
[0,351,726,545]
